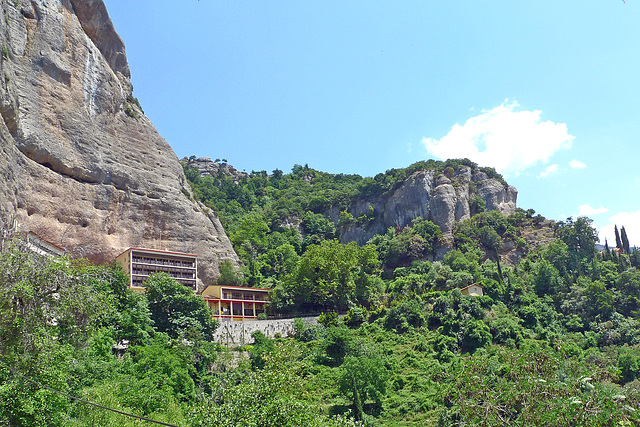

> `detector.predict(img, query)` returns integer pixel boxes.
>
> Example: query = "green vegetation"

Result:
[278,213,639,425]
[123,94,143,119]
[3,157,640,425]
[123,104,136,119]
[184,159,491,235]
[0,244,359,426]
[144,273,218,340]
[270,239,382,312]
[370,217,443,271]
[3,215,640,425]
[126,94,144,114]
[181,158,506,306]
[177,158,640,424]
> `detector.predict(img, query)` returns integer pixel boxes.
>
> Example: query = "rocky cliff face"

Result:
[183,157,248,181]
[329,166,518,247]
[0,0,238,289]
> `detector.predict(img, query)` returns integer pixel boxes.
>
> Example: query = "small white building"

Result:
[11,231,65,258]
[460,283,484,297]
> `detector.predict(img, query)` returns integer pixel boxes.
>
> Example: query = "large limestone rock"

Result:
[330,166,518,246]
[0,0,238,290]
[183,156,248,181]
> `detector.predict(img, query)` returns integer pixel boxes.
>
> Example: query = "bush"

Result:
[459,318,491,353]
[619,352,639,383]
[488,316,524,347]
[322,326,353,366]
[344,306,368,328]
[249,330,275,369]
[292,317,308,339]
[384,300,425,332]
[318,311,340,327]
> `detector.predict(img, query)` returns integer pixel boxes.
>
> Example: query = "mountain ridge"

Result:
[183,156,518,244]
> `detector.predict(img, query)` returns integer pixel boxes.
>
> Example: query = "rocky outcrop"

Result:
[0,0,238,290]
[183,157,248,181]
[330,166,517,246]
[501,218,555,266]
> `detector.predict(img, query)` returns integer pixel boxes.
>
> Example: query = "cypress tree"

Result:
[621,226,630,255]
[604,238,610,261]
[615,225,623,250]
[631,249,640,268]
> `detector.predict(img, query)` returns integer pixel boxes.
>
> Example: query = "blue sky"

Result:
[103,0,640,247]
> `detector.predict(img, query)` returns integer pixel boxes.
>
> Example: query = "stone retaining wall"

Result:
[213,316,318,346]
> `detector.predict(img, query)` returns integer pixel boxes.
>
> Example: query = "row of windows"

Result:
[131,277,196,288]
[213,303,266,316]
[174,278,197,288]
[132,269,196,280]
[132,255,195,268]
[221,292,267,301]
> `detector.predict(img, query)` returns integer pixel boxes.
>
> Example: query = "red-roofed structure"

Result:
[460,283,484,296]
[202,285,269,321]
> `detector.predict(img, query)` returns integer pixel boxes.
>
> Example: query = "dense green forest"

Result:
[2,160,640,425]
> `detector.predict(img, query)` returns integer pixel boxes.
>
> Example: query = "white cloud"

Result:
[538,164,559,179]
[422,100,575,176]
[569,159,586,169]
[598,209,640,248]
[578,204,609,216]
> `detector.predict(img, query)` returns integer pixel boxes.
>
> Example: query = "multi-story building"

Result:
[202,285,269,321]
[116,247,198,291]
[3,231,66,257]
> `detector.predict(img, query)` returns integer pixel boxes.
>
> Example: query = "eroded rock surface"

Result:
[183,157,248,181]
[0,0,238,290]
[330,166,518,246]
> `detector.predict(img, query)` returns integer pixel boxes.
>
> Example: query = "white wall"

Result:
[213,316,318,346]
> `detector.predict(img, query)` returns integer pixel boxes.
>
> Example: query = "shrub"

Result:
[322,326,353,366]
[619,352,639,383]
[343,306,368,328]
[459,318,491,353]
[384,299,425,332]
[249,330,275,369]
[318,311,340,327]
[124,105,137,118]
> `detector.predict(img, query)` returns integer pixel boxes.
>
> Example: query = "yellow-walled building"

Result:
[115,248,270,321]
[116,247,198,291]
[202,285,269,321]
[460,283,484,297]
